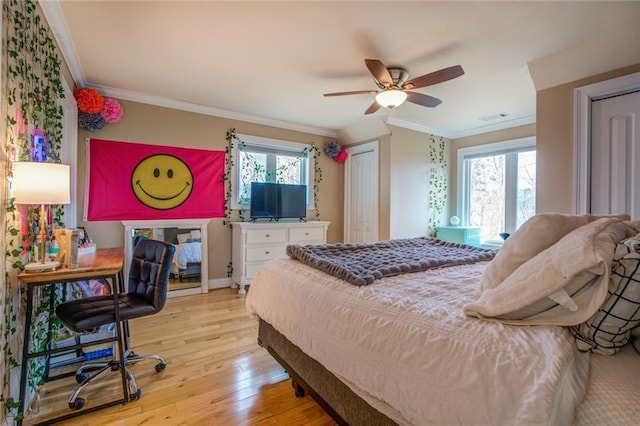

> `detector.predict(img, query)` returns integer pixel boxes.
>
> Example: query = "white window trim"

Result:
[456,136,536,229]
[231,134,315,211]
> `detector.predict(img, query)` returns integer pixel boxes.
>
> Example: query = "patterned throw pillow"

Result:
[571,235,640,354]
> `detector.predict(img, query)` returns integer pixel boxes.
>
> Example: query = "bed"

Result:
[166,228,202,282]
[246,214,640,425]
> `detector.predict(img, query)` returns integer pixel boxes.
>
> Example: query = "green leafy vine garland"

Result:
[427,135,447,236]
[3,0,66,419]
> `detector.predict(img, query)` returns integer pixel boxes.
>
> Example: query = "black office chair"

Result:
[56,238,175,410]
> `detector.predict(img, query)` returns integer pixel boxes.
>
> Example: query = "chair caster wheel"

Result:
[70,398,85,410]
[155,362,166,373]
[75,372,90,384]
[129,388,142,401]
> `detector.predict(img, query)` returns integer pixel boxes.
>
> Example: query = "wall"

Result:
[536,64,640,213]
[448,124,536,218]
[76,100,342,281]
[388,125,433,238]
[348,126,449,240]
[378,134,391,240]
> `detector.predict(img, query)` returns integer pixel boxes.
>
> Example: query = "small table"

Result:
[436,226,482,246]
[17,247,126,425]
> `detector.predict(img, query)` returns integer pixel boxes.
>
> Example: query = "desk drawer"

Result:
[290,227,324,242]
[246,245,287,262]
[246,229,287,244]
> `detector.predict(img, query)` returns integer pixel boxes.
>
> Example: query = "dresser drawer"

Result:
[245,262,266,280]
[290,227,325,242]
[246,245,286,262]
[232,221,330,294]
[246,229,287,244]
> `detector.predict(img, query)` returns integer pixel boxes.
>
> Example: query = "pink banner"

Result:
[85,139,225,221]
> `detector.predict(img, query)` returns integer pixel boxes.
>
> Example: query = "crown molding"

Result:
[383,117,456,139]
[385,115,536,140]
[39,0,87,87]
[87,84,337,138]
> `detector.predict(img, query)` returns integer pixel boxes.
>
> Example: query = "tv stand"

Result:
[231,221,330,294]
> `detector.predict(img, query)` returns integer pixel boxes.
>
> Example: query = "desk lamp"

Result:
[12,161,71,271]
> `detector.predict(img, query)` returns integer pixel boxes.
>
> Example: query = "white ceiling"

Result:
[43,1,640,140]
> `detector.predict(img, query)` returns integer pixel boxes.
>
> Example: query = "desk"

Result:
[18,248,125,425]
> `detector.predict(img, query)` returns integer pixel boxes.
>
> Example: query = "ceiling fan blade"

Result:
[403,65,464,90]
[364,101,382,115]
[324,90,377,97]
[406,91,442,108]
[365,59,393,86]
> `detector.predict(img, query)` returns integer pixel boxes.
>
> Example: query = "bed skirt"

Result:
[257,319,397,426]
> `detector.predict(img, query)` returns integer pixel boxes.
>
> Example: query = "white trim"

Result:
[208,277,232,291]
[573,72,640,214]
[93,84,337,138]
[60,77,78,227]
[344,141,379,242]
[456,136,536,229]
[386,115,536,140]
[384,117,456,139]
[39,0,86,86]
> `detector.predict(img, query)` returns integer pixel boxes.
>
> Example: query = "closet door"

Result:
[590,90,640,219]
[344,141,379,243]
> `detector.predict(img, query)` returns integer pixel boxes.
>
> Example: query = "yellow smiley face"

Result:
[131,154,193,210]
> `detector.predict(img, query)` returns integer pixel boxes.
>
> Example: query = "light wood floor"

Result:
[26,288,335,426]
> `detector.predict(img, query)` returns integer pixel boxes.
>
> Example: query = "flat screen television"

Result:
[250,182,307,220]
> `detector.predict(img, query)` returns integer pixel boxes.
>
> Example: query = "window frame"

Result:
[231,134,315,211]
[456,136,536,243]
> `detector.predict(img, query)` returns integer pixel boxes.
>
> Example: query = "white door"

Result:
[590,90,640,219]
[344,142,378,243]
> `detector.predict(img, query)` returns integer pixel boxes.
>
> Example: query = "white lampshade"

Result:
[375,89,408,108]
[12,162,71,205]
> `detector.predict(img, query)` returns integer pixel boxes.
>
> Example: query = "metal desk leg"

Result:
[112,271,130,402]
[17,284,35,425]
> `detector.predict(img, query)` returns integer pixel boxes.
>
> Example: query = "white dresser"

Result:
[231,221,330,294]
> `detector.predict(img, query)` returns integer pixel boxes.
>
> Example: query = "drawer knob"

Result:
[265,251,270,255]
[305,232,309,235]
[265,234,270,237]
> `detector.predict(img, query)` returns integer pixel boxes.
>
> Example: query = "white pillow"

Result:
[177,233,189,244]
[464,218,629,325]
[477,213,630,294]
[571,235,640,354]
[190,230,201,239]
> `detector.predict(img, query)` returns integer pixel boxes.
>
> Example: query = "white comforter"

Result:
[173,241,201,269]
[246,259,590,426]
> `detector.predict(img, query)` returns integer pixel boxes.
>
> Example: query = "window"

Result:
[457,137,536,245]
[231,134,314,210]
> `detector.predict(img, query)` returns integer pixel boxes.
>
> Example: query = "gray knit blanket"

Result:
[286,237,496,286]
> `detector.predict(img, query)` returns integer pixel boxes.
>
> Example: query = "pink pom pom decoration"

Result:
[333,149,348,163]
[100,98,124,123]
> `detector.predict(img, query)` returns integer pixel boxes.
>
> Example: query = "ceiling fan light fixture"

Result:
[375,89,407,108]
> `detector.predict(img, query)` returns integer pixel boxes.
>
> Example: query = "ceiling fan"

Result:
[324,59,464,115]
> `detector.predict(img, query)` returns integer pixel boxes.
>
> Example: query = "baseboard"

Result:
[208,277,232,290]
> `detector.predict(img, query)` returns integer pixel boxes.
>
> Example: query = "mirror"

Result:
[122,220,209,297]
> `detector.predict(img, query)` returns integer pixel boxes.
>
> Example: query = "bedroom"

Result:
[1,0,639,424]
